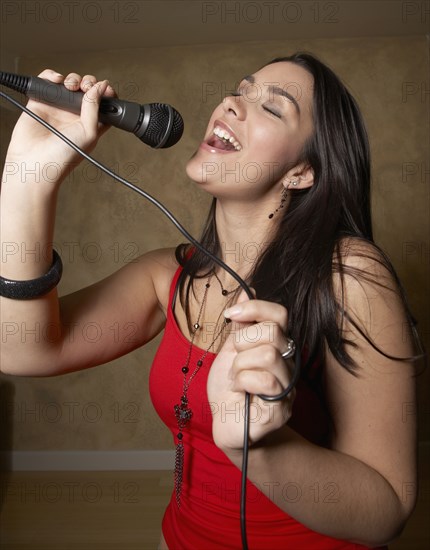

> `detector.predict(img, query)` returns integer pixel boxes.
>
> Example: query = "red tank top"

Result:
[149,262,383,549]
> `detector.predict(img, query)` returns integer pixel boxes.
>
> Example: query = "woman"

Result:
[0,53,420,548]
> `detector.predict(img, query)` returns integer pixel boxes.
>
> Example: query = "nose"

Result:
[222,93,246,120]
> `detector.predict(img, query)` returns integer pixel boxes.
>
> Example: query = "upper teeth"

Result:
[213,126,242,151]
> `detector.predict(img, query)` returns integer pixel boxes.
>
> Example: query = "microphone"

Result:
[0,71,184,148]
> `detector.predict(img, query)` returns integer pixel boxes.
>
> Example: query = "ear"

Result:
[283,163,314,190]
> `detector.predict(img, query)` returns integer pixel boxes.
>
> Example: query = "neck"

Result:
[213,197,281,279]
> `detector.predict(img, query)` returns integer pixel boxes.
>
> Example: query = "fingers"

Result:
[224,298,290,356]
[232,321,287,354]
[224,298,288,331]
[36,69,116,96]
[80,79,111,136]
[36,70,85,91]
[230,344,293,396]
[64,72,117,97]
[63,72,83,91]
[36,69,117,138]
[223,297,294,399]
[73,74,117,97]
[37,69,65,82]
[80,75,98,93]
[62,73,117,134]
[234,370,296,404]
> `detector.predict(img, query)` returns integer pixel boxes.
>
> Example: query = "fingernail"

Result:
[224,305,242,318]
[99,80,110,93]
[55,72,63,77]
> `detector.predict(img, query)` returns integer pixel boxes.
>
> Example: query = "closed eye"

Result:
[226,91,282,118]
[263,105,282,118]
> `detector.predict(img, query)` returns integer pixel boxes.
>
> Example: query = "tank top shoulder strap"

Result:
[170,265,186,312]
[169,246,194,313]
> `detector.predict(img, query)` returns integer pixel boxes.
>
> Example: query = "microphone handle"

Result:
[26,76,150,134]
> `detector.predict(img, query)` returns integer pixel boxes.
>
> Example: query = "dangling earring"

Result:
[268,186,288,219]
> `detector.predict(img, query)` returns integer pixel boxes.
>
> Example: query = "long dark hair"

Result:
[176,52,421,375]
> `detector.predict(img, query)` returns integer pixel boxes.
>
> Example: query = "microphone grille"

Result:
[0,71,30,94]
[142,103,184,148]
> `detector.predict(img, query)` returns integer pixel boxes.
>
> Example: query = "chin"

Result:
[185,152,210,185]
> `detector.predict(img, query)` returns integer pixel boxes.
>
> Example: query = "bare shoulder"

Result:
[332,236,407,325]
[335,236,394,278]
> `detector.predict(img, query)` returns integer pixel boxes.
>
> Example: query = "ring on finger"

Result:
[281,337,296,360]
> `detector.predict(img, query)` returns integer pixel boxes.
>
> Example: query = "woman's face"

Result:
[186,61,314,200]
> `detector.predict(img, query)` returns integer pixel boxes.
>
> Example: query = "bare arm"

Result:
[1,69,173,376]
[2,247,175,376]
[211,243,417,546]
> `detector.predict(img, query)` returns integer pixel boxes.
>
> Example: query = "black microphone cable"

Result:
[0,89,300,550]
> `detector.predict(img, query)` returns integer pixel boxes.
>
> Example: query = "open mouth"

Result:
[206,126,242,152]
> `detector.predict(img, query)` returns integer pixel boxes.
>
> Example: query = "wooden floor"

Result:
[0,471,173,550]
[0,459,428,549]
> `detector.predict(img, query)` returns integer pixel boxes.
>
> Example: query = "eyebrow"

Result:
[243,75,301,116]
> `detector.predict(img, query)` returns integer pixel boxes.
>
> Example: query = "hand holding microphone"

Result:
[2,71,111,176]
[1,69,184,151]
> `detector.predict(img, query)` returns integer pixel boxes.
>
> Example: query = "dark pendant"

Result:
[174,396,193,427]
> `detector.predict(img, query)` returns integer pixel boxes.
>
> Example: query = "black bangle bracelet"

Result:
[0,250,63,300]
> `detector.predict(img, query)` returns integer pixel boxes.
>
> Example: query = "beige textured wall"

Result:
[1,36,428,451]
